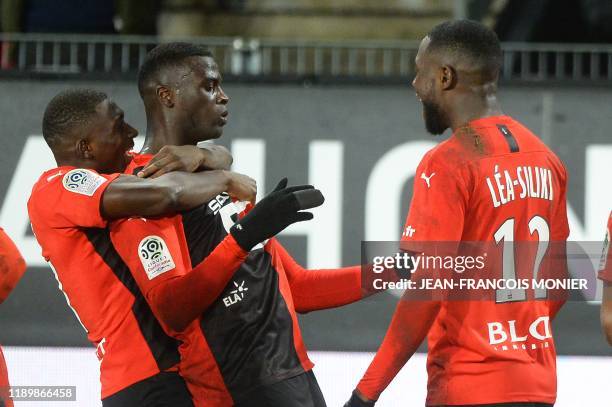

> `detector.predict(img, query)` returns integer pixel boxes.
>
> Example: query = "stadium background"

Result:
[0,0,611,405]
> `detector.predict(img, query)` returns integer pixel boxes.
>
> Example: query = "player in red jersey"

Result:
[0,227,26,407]
[599,211,612,345]
[104,43,373,407]
[345,20,569,407]
[28,89,258,406]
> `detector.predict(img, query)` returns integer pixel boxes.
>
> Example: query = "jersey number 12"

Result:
[494,215,549,303]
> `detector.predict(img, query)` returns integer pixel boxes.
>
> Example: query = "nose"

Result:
[411,76,417,89]
[217,86,229,105]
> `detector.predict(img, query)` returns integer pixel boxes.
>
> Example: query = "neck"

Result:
[448,83,503,131]
[53,149,92,171]
[141,109,188,155]
[55,156,125,174]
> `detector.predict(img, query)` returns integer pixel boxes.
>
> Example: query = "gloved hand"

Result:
[230,178,324,251]
[344,390,376,407]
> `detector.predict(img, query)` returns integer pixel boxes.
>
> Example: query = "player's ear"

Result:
[76,138,93,159]
[439,65,457,91]
[156,85,175,108]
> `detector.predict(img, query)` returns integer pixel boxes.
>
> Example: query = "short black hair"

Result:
[137,42,212,95]
[427,20,502,79]
[42,88,107,148]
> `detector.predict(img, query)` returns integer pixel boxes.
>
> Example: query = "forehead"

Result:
[94,99,122,123]
[415,36,432,66]
[183,56,220,80]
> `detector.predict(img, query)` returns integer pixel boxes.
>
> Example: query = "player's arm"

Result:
[111,217,248,332]
[101,169,256,220]
[346,153,468,405]
[112,179,324,332]
[601,282,612,345]
[346,296,441,405]
[269,238,365,313]
[598,212,612,344]
[137,144,233,178]
[0,228,26,304]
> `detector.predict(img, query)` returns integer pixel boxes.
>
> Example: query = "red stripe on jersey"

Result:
[268,243,314,373]
[179,327,234,406]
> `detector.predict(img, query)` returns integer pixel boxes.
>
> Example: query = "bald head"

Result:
[425,19,502,82]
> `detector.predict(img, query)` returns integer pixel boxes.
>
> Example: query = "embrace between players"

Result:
[27,20,583,407]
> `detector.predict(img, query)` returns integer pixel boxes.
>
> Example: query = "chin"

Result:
[422,102,448,136]
[425,122,449,136]
[197,128,222,143]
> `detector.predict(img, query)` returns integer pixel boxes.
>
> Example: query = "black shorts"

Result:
[235,370,327,407]
[102,371,193,407]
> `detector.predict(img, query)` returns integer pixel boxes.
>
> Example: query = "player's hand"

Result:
[230,178,324,251]
[226,172,257,204]
[344,390,376,407]
[138,145,210,178]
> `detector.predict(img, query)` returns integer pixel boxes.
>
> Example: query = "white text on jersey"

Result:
[486,165,554,208]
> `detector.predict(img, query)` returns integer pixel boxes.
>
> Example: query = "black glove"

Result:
[230,178,324,251]
[344,390,376,407]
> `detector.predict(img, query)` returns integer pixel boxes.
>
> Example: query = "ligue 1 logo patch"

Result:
[62,169,106,196]
[138,236,176,280]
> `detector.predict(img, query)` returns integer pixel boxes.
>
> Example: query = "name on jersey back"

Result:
[486,164,553,208]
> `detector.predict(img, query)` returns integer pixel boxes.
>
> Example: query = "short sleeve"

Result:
[598,213,612,283]
[109,217,190,295]
[401,151,469,249]
[45,168,120,228]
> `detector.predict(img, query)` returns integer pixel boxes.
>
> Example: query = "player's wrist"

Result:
[197,146,213,170]
[225,233,250,257]
[344,389,376,407]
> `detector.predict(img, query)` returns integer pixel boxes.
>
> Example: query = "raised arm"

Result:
[101,170,256,220]
[0,228,27,304]
[111,178,324,332]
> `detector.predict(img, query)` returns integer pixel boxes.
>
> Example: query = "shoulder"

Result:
[28,167,72,206]
[418,138,465,173]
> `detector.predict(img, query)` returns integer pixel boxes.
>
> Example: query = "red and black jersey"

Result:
[27,167,182,399]
[598,212,612,283]
[110,155,314,406]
